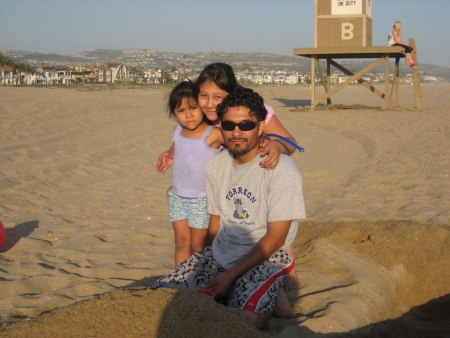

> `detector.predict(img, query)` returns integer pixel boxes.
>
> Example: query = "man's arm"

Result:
[207,214,221,246]
[203,220,291,297]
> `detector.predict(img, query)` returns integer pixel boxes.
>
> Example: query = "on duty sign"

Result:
[331,0,372,18]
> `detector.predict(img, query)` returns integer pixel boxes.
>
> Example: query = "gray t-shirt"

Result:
[206,151,306,270]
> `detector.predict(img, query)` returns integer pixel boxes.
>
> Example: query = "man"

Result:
[153,87,305,329]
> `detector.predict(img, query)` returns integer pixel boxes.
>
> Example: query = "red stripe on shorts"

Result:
[241,259,294,312]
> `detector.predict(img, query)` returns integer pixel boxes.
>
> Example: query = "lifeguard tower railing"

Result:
[294,39,422,110]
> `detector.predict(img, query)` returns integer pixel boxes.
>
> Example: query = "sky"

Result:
[1,0,449,67]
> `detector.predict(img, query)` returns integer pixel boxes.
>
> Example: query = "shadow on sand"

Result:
[128,275,450,337]
[1,276,448,337]
[270,97,312,109]
[153,288,450,337]
[0,220,40,253]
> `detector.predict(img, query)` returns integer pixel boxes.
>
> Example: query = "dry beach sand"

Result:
[0,82,449,337]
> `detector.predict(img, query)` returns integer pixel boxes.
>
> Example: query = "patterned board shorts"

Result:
[168,190,209,229]
[152,246,293,313]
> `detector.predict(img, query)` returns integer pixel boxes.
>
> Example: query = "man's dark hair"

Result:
[216,86,267,121]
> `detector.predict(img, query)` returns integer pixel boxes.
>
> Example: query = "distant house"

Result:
[0,65,14,85]
[96,63,127,83]
[253,74,264,84]
[127,69,141,83]
[273,74,286,84]
[236,71,300,85]
[24,66,59,85]
[168,71,179,82]
[142,69,161,84]
[284,74,299,84]
[97,66,112,83]
[70,70,95,84]
[329,75,350,85]
[58,68,75,85]
[263,74,273,83]
[107,63,127,82]
[43,69,60,85]
[423,74,438,82]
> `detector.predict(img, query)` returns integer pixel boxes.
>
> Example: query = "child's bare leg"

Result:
[406,53,416,67]
[405,53,412,64]
[190,228,208,255]
[409,52,418,69]
[408,54,418,69]
[173,220,191,264]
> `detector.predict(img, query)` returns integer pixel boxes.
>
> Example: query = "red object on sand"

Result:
[0,221,5,248]
[197,288,215,297]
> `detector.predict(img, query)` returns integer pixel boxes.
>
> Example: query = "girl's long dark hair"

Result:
[194,63,238,97]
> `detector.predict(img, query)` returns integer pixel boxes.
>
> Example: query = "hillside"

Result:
[1,48,449,82]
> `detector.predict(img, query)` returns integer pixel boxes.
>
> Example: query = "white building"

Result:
[25,67,59,85]
[142,69,162,84]
[0,65,14,85]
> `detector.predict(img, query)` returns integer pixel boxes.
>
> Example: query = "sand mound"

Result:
[2,220,449,337]
[1,288,263,338]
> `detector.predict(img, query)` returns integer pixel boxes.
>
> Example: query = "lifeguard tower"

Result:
[294,0,422,110]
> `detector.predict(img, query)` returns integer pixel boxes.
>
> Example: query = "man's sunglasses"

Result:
[221,120,258,131]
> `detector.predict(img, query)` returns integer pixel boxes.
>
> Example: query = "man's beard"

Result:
[227,138,249,157]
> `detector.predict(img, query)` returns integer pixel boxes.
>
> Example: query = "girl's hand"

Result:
[156,149,174,175]
[258,138,281,170]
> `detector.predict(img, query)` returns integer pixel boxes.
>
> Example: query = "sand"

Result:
[0,83,449,337]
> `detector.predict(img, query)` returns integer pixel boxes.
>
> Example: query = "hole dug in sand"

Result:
[1,220,449,337]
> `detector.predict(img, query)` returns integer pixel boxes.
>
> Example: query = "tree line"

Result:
[0,54,34,73]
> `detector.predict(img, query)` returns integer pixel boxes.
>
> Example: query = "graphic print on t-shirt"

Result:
[233,197,250,219]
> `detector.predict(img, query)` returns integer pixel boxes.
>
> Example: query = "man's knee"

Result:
[274,288,294,319]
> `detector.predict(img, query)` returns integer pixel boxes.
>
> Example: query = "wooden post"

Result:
[410,38,423,109]
[385,55,389,109]
[326,60,331,105]
[394,57,400,105]
[311,57,316,110]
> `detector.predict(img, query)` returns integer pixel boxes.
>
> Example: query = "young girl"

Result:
[162,80,223,264]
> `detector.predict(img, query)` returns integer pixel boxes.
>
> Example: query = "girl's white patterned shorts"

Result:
[168,190,209,229]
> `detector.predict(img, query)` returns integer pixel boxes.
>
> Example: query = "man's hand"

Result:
[156,148,174,175]
[202,270,235,298]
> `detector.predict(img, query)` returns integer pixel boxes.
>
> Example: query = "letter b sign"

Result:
[341,23,354,40]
